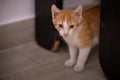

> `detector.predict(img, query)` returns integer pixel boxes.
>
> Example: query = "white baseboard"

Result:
[0,15,35,26]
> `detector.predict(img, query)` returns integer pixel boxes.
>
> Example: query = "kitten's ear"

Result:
[73,4,83,19]
[51,4,61,19]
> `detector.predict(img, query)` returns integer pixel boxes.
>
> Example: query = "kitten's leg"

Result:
[65,45,77,67]
[74,47,91,72]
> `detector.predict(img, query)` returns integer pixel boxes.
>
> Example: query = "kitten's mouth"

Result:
[64,35,68,38]
[64,33,68,38]
[64,34,69,38]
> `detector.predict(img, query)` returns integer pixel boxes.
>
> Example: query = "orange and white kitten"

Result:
[51,4,100,72]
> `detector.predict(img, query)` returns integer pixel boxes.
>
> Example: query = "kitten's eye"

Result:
[59,24,63,28]
[70,25,74,29]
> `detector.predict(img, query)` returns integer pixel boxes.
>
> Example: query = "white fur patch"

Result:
[74,47,91,72]
[63,18,68,29]
[63,25,83,47]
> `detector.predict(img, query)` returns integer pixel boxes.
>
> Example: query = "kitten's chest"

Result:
[64,34,79,47]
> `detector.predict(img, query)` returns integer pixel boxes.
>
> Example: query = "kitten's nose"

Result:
[64,33,68,37]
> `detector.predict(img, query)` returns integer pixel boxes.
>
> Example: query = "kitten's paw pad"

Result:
[73,65,84,72]
[64,60,75,67]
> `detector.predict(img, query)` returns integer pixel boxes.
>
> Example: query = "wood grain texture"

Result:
[0,41,105,80]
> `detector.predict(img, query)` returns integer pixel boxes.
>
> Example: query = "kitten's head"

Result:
[51,4,83,38]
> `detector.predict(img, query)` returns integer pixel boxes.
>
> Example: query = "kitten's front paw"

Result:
[64,60,75,67]
[73,65,84,72]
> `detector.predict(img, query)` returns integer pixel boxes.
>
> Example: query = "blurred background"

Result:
[0,0,100,25]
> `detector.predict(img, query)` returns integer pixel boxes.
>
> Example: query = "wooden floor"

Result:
[0,0,103,79]
[0,41,106,80]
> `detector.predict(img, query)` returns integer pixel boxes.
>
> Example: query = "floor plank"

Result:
[0,41,105,80]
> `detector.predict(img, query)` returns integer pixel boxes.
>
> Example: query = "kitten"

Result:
[51,4,100,72]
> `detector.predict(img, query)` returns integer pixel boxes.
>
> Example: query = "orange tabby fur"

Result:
[78,6,100,48]
[53,6,100,48]
[51,4,100,72]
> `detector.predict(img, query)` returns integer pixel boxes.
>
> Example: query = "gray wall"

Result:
[63,0,100,9]
[0,0,34,25]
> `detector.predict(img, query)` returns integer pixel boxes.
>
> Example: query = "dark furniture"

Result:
[99,0,120,80]
[35,0,62,51]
